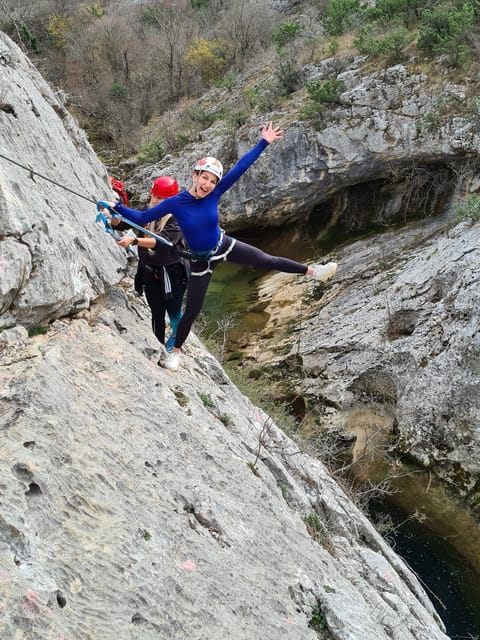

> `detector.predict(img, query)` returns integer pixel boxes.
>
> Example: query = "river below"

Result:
[200,225,480,639]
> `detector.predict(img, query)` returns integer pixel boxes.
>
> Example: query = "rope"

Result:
[0,150,98,204]
[0,150,198,263]
[95,209,138,260]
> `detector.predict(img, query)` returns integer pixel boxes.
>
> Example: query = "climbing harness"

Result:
[189,233,237,277]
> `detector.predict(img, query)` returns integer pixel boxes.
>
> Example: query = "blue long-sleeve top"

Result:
[114,138,269,253]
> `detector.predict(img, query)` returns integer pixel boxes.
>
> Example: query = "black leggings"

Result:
[144,264,188,344]
[174,235,308,348]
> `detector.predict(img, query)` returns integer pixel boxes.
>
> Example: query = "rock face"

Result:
[241,213,480,519]
[0,31,450,640]
[0,291,449,640]
[0,33,124,331]
[308,217,480,507]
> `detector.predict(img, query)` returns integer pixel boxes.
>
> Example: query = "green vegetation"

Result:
[173,389,189,408]
[86,3,105,18]
[199,392,215,409]
[306,79,344,108]
[28,326,48,337]
[418,3,475,67]
[218,413,233,427]
[183,105,216,129]
[419,96,454,133]
[280,483,290,500]
[354,26,415,63]
[214,73,236,92]
[2,0,479,155]
[273,20,304,50]
[109,83,128,102]
[226,366,297,436]
[309,606,327,633]
[247,460,260,476]
[19,24,39,53]
[302,79,344,127]
[191,0,211,10]
[324,0,361,36]
[363,0,426,28]
[304,513,332,549]
[454,193,480,222]
[137,139,165,165]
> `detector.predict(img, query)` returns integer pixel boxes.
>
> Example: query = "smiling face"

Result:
[191,170,219,198]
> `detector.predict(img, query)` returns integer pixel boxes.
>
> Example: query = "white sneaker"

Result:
[163,352,180,371]
[312,262,337,283]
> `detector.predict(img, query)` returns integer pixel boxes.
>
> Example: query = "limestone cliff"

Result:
[0,32,123,331]
[0,31,450,640]
[238,212,480,529]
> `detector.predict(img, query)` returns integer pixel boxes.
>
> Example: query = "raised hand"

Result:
[261,121,284,144]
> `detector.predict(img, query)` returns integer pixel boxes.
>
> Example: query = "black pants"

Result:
[174,235,308,348]
[144,263,188,345]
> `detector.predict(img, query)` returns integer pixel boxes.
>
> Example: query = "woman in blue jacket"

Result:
[111,122,337,371]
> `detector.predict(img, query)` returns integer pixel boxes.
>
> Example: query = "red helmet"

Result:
[108,176,129,205]
[151,176,178,198]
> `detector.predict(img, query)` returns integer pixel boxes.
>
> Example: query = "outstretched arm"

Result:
[113,199,173,226]
[216,121,284,196]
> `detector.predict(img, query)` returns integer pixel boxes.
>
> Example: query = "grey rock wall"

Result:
[0,33,124,331]
[243,213,480,518]
[303,217,480,502]
[0,288,450,640]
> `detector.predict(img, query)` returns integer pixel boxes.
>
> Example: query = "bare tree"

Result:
[209,312,238,363]
[137,1,198,102]
[214,0,277,67]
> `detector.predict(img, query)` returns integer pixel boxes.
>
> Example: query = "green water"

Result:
[201,261,268,341]
[370,499,480,637]
[202,226,317,339]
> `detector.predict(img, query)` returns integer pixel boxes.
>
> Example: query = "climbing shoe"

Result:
[163,352,180,372]
[312,262,337,283]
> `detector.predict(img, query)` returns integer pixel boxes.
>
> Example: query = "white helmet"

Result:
[194,156,223,181]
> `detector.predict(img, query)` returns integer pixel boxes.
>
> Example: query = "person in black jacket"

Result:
[113,176,188,359]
